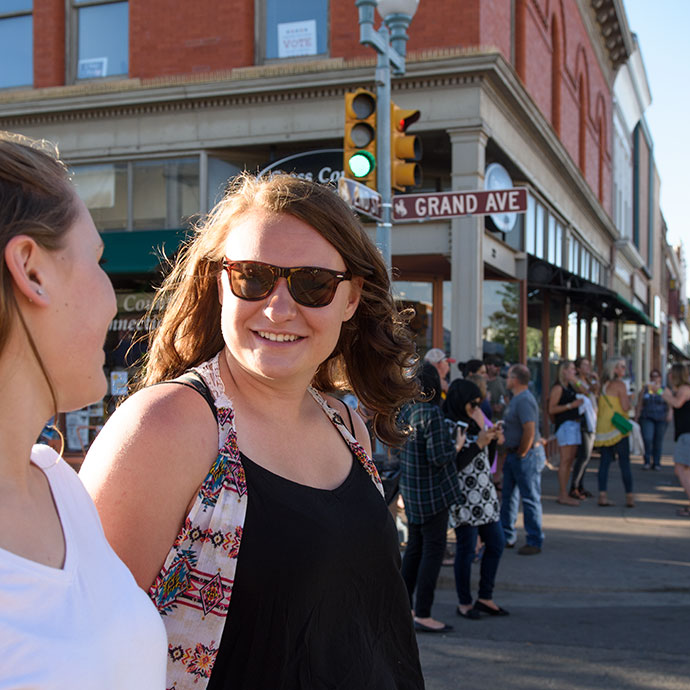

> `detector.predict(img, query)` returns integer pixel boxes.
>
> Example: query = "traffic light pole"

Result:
[355,0,412,271]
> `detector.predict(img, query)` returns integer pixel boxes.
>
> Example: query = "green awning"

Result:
[101,229,191,275]
[610,292,655,328]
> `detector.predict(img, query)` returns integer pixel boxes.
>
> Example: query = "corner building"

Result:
[0,0,674,450]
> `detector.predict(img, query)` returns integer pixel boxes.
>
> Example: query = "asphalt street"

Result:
[414,434,690,690]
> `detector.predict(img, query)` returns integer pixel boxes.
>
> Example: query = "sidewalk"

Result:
[416,437,690,690]
[437,441,689,594]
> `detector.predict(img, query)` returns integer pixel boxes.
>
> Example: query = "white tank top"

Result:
[0,445,167,690]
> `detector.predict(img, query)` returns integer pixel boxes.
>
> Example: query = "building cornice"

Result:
[0,49,616,241]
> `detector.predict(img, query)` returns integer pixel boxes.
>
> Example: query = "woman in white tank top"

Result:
[0,132,167,689]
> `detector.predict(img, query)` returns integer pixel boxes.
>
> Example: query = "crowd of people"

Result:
[397,347,690,630]
[3,129,690,687]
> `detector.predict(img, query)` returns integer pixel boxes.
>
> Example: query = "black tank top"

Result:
[674,398,690,440]
[554,384,579,429]
[206,451,424,690]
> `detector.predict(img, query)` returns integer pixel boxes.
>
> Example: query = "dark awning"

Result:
[527,258,655,327]
[101,228,190,275]
[669,341,690,361]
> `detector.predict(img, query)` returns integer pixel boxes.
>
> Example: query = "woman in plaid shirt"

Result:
[400,362,465,633]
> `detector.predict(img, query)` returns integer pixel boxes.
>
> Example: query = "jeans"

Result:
[640,418,667,468]
[571,429,595,491]
[598,436,633,493]
[500,445,546,548]
[401,509,448,618]
[454,520,505,605]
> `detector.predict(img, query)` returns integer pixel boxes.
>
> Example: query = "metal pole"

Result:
[375,25,392,271]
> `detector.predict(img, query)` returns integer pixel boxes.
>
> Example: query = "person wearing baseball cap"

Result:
[424,348,456,395]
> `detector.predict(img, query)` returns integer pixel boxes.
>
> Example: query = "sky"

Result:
[622,0,688,261]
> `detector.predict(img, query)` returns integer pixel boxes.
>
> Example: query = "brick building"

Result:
[0,0,679,450]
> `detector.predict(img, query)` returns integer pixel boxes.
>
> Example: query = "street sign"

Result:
[338,176,383,221]
[392,187,527,223]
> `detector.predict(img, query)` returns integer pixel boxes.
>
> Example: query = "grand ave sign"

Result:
[393,187,527,222]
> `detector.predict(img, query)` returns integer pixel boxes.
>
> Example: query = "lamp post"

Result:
[355,0,419,270]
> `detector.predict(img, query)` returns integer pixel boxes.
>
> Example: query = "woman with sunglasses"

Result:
[80,174,423,690]
[443,380,507,620]
[0,132,166,688]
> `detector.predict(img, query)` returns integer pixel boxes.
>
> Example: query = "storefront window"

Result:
[547,215,556,264]
[555,221,563,267]
[483,281,519,363]
[73,163,128,231]
[525,194,535,254]
[133,158,200,230]
[64,290,160,455]
[263,0,328,61]
[75,0,128,80]
[0,1,32,88]
[535,203,545,259]
[394,281,433,356]
[72,157,200,232]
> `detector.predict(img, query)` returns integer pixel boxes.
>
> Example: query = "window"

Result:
[555,222,563,268]
[580,248,590,280]
[73,0,128,80]
[0,1,32,89]
[535,203,545,259]
[72,157,200,232]
[547,215,556,265]
[261,0,328,61]
[393,281,433,354]
[525,194,535,254]
[568,237,579,274]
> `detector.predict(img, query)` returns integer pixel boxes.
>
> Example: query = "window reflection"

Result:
[483,281,519,363]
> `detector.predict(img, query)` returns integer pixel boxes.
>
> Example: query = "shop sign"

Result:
[258,149,344,185]
[392,188,527,222]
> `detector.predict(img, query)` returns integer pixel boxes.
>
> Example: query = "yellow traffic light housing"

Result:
[391,102,422,192]
[344,88,377,190]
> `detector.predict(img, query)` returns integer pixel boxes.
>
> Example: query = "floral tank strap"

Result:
[148,353,383,690]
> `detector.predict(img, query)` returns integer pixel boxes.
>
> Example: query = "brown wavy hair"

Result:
[0,131,79,445]
[135,173,419,445]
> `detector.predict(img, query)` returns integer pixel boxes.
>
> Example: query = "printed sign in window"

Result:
[78,57,108,79]
[277,20,317,58]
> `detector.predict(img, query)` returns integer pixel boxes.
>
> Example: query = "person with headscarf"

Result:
[444,380,508,619]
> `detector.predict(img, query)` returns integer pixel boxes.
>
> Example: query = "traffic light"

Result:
[344,88,377,190]
[391,101,422,192]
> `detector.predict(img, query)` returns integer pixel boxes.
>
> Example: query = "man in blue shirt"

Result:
[500,364,545,555]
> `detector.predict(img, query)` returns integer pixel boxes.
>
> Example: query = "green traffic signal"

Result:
[348,150,376,178]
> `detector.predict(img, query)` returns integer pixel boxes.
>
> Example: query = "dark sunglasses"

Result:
[222,260,352,308]
[469,400,481,408]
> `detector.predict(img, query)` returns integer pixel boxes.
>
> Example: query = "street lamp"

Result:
[355,0,420,270]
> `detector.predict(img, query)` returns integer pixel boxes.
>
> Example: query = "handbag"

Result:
[601,393,633,434]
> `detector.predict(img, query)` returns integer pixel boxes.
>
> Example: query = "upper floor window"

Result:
[261,0,328,62]
[0,1,32,89]
[73,0,128,80]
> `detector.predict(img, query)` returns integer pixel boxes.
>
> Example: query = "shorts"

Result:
[556,420,582,447]
[674,433,690,466]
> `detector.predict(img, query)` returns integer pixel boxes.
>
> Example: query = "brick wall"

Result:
[516,0,613,216]
[34,0,65,88]
[130,0,254,79]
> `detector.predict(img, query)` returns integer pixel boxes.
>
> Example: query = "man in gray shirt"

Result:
[500,364,546,555]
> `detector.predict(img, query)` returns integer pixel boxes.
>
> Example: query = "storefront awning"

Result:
[669,341,690,361]
[527,258,655,327]
[101,229,191,275]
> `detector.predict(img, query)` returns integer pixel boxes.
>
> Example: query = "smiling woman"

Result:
[79,173,424,690]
